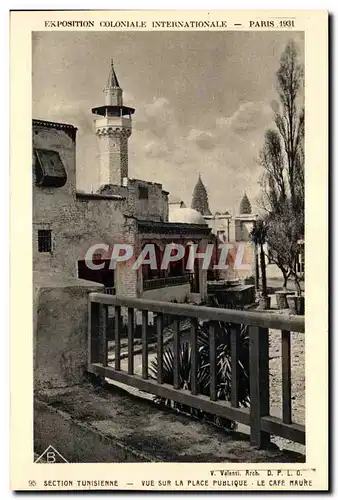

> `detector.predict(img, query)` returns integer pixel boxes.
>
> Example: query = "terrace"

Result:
[88,294,305,449]
[33,272,305,462]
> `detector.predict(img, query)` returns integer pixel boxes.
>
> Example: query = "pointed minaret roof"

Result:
[191,174,212,216]
[239,192,252,214]
[92,58,135,118]
[107,58,120,88]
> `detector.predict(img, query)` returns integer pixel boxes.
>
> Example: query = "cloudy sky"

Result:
[32,31,304,214]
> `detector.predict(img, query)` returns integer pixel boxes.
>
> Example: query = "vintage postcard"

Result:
[10,9,328,491]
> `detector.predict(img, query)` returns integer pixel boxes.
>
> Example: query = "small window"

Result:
[92,252,103,264]
[38,230,52,253]
[34,148,67,188]
[138,186,149,200]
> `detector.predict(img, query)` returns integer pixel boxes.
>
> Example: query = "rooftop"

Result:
[33,119,78,141]
[106,58,120,88]
[170,207,207,225]
[136,218,210,235]
[76,191,125,201]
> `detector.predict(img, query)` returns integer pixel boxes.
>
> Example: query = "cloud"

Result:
[183,101,273,156]
[186,129,215,150]
[216,101,273,135]
[144,140,170,158]
[132,97,183,165]
[129,97,274,212]
[144,97,170,117]
[134,97,175,138]
[33,90,274,214]
[33,98,94,134]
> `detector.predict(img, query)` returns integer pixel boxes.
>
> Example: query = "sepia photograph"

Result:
[9,8,329,492]
[32,29,306,466]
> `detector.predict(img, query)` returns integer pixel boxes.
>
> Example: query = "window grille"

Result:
[38,229,52,253]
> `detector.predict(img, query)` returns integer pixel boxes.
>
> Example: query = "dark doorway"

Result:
[77,259,115,291]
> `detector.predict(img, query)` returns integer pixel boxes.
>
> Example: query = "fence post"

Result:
[87,300,101,370]
[249,325,270,448]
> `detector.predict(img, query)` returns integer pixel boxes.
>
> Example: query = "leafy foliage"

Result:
[257,40,304,292]
[197,320,250,406]
[149,320,250,430]
[191,175,212,216]
[266,202,304,295]
[250,219,267,246]
[250,220,268,297]
[239,193,252,214]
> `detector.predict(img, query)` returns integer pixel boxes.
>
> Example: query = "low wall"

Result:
[34,397,152,463]
[33,271,104,390]
[208,284,256,308]
[141,283,190,304]
[190,292,202,304]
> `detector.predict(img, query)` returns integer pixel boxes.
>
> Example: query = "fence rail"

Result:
[87,293,305,449]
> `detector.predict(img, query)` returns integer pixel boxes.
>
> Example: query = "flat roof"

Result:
[137,219,211,235]
[76,191,125,201]
[33,119,78,141]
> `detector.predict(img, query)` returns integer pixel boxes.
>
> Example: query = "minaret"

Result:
[92,59,135,187]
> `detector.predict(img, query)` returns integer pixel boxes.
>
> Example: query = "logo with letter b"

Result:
[46,451,56,463]
[35,445,68,463]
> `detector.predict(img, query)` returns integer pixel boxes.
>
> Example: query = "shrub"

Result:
[149,320,250,431]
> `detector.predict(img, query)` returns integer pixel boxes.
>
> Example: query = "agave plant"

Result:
[197,320,250,407]
[149,342,203,417]
[149,320,250,430]
[150,342,189,408]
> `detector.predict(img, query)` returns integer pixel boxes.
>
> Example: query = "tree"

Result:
[275,40,304,214]
[266,202,303,295]
[258,129,287,215]
[191,174,212,215]
[239,192,252,214]
[258,40,304,292]
[250,220,268,298]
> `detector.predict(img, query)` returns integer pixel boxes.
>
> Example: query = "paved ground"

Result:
[37,385,305,463]
[265,294,305,454]
[267,296,305,424]
[266,277,305,293]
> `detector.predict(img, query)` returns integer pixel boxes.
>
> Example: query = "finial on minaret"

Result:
[106,57,120,89]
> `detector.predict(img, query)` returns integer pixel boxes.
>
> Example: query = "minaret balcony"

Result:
[92,105,135,117]
[95,115,132,137]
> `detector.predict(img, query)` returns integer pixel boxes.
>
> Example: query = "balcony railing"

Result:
[87,294,305,449]
[143,275,189,291]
